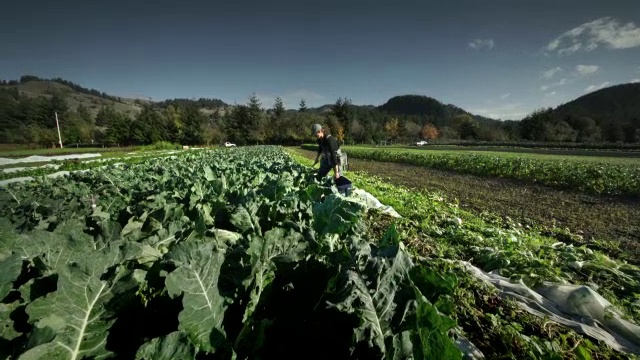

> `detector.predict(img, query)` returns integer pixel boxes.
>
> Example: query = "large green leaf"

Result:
[135,332,196,360]
[204,166,216,182]
[260,172,295,201]
[22,246,133,360]
[0,301,22,342]
[409,265,458,304]
[230,203,261,235]
[414,298,461,360]
[242,228,308,321]
[330,244,414,352]
[165,242,228,353]
[0,254,22,301]
[10,221,96,275]
[329,243,460,358]
[312,194,364,237]
[121,242,163,266]
[140,220,185,250]
[385,331,417,360]
[0,217,19,260]
[18,342,70,360]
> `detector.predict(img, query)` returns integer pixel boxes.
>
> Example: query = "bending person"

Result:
[311,123,342,180]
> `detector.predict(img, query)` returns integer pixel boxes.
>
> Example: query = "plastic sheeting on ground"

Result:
[0,153,101,166]
[0,166,115,187]
[461,261,640,355]
[0,176,35,187]
[342,188,402,218]
[1,164,61,173]
[0,171,76,187]
[0,152,182,185]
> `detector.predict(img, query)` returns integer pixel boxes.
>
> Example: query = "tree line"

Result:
[0,86,638,147]
[519,108,640,143]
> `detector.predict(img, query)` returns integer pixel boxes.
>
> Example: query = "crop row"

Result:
[301,145,640,196]
[0,147,462,359]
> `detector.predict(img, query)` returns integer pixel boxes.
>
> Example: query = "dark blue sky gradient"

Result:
[1,0,639,119]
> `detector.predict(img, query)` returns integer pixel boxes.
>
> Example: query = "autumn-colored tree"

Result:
[334,122,345,142]
[420,123,439,140]
[325,114,345,142]
[384,118,400,139]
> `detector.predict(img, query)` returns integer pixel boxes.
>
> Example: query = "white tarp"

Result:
[0,152,181,185]
[0,171,76,187]
[0,176,34,187]
[0,167,113,187]
[345,188,402,218]
[0,153,101,166]
[461,261,640,355]
[1,164,60,173]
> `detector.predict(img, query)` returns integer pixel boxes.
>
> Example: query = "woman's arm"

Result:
[328,137,340,178]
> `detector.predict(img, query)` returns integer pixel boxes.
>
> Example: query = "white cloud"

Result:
[545,17,640,55]
[468,39,495,51]
[558,43,582,56]
[547,39,561,51]
[541,67,563,79]
[470,103,527,120]
[584,81,611,93]
[544,91,557,97]
[575,65,599,75]
[631,79,640,83]
[500,93,510,100]
[540,78,568,91]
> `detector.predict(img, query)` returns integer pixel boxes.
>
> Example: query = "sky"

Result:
[1,0,639,120]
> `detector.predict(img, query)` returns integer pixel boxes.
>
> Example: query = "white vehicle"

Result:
[224,142,236,147]
[415,140,428,146]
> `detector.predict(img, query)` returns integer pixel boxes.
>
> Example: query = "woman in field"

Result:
[311,123,342,180]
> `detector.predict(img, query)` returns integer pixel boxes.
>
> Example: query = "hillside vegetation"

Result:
[1,76,639,147]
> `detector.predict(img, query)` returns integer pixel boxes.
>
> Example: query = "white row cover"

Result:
[0,153,102,166]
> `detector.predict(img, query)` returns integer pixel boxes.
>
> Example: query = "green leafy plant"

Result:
[0,147,462,359]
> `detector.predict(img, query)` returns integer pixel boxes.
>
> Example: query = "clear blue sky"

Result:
[1,0,639,119]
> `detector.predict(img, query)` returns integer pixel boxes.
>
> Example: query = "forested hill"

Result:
[377,95,497,126]
[553,83,640,125]
[516,83,640,143]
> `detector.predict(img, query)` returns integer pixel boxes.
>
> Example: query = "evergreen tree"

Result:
[246,94,265,144]
[273,96,285,118]
[227,105,249,144]
[95,106,117,127]
[298,98,307,112]
[181,105,206,145]
[106,113,131,145]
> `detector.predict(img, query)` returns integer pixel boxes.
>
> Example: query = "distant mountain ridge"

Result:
[376,95,497,126]
[553,83,640,124]
[0,75,228,116]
